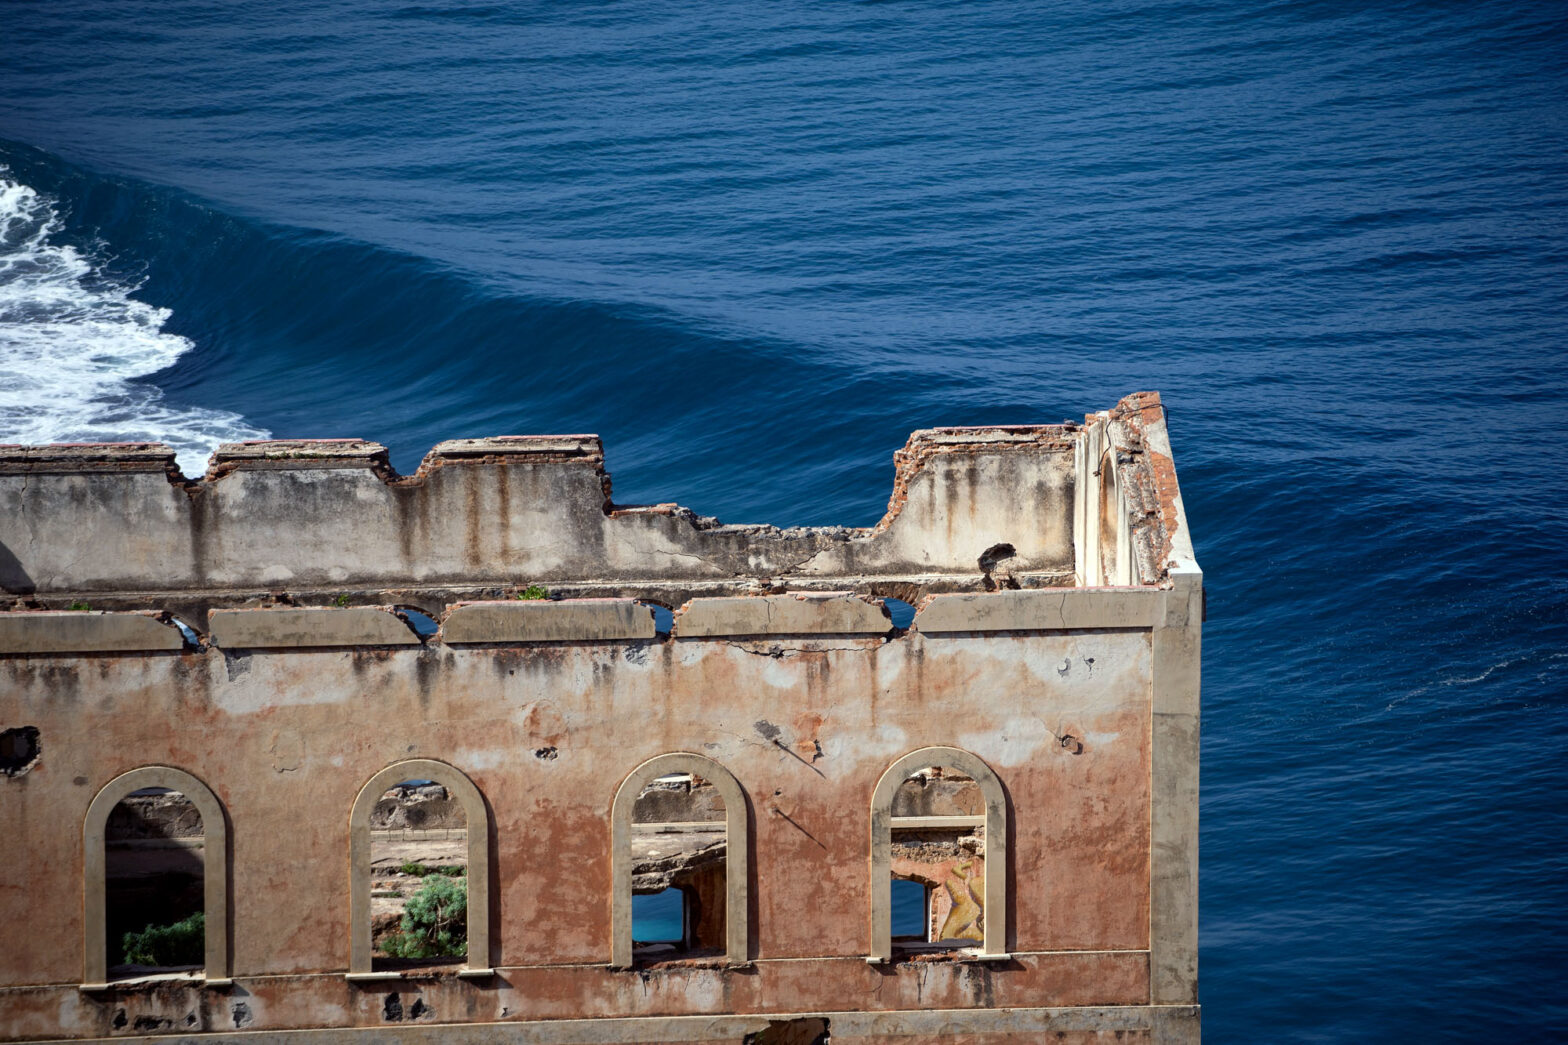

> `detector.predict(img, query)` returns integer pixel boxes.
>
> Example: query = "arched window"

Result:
[868,746,1009,963]
[348,759,491,978]
[610,753,748,968]
[83,766,230,988]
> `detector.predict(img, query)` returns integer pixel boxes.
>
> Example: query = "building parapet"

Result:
[0,394,1187,622]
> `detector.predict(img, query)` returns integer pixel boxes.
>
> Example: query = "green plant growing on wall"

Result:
[515,585,548,600]
[122,911,204,966]
[382,875,467,959]
[67,601,91,611]
[333,593,351,607]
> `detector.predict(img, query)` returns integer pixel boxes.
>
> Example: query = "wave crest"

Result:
[0,170,266,476]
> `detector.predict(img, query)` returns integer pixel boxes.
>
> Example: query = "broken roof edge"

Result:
[869,422,1081,538]
[0,441,182,475]
[1133,404,1202,584]
[0,395,1189,596]
[0,420,1085,536]
[1090,391,1201,587]
[204,435,607,485]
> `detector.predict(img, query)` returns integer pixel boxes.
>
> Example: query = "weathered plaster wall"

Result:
[0,624,1151,972]
[0,429,1077,612]
[0,393,1201,1044]
[0,621,1163,1039]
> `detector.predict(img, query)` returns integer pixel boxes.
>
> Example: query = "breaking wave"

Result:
[0,170,266,476]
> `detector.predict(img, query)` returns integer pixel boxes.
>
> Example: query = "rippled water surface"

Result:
[2,2,1565,1038]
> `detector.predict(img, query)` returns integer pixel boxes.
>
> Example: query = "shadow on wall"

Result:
[0,541,33,595]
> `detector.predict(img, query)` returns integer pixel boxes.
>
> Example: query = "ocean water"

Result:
[2,1,1565,1039]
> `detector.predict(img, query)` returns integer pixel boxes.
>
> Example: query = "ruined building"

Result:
[0,391,1202,1043]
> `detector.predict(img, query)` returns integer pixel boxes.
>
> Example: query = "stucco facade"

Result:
[0,391,1201,1044]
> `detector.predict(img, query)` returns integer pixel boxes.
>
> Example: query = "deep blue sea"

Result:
[2,1,1565,1039]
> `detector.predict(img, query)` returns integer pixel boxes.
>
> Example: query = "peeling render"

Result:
[0,393,1201,1045]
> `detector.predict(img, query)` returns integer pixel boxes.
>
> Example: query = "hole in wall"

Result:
[163,615,201,647]
[890,878,929,940]
[882,599,916,630]
[394,607,440,639]
[978,543,1019,591]
[743,1017,830,1045]
[1,727,40,777]
[631,888,686,947]
[643,603,674,636]
[978,543,1016,570]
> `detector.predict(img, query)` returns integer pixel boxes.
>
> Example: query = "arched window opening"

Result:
[349,761,491,979]
[891,766,988,949]
[629,772,725,960]
[107,788,205,975]
[869,748,1008,963]
[612,755,748,968]
[371,780,468,967]
[83,767,229,988]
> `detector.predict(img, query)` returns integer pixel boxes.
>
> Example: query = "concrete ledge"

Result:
[208,608,419,649]
[211,440,388,471]
[0,611,185,654]
[0,442,176,475]
[441,600,655,644]
[906,425,1077,448]
[914,589,1162,633]
[20,1005,1199,1044]
[674,593,890,638]
[427,436,602,461]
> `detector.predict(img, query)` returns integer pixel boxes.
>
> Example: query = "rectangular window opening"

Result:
[890,877,929,941]
[632,887,688,953]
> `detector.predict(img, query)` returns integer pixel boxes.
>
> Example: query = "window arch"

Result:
[348,759,491,978]
[868,746,1009,962]
[610,753,749,968]
[83,766,230,988]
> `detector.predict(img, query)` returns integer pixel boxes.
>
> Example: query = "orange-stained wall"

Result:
[0,625,1152,1039]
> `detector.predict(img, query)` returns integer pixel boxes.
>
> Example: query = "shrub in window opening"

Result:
[122,911,204,966]
[383,875,467,959]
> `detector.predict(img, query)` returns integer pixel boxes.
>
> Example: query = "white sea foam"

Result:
[0,171,267,476]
